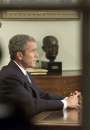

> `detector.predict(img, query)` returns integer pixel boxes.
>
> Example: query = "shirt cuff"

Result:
[63,109,68,120]
[61,97,68,109]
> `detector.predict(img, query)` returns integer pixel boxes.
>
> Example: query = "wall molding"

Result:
[0,10,80,20]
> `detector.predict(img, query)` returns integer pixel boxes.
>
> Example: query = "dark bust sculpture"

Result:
[41,35,62,74]
[42,35,59,62]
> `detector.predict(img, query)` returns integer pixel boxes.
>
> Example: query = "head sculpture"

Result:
[42,35,59,62]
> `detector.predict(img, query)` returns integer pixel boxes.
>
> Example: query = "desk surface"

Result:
[32,109,81,126]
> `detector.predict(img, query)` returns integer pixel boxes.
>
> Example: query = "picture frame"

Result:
[0,10,80,20]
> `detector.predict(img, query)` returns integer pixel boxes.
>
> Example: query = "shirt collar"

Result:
[13,61,27,75]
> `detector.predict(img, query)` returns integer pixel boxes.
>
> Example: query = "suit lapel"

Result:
[8,61,39,98]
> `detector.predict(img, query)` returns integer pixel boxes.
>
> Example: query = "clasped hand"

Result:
[66,91,82,109]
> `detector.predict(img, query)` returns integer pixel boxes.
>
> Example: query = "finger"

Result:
[70,92,73,96]
[74,91,81,96]
[77,104,81,109]
[70,91,80,96]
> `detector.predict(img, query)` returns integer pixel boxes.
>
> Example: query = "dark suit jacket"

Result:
[0,61,64,121]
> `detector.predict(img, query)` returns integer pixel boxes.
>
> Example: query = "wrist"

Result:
[61,97,68,109]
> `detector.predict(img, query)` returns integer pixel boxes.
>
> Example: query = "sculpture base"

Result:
[41,61,62,75]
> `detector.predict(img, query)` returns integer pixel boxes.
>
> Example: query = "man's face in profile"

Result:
[18,41,39,69]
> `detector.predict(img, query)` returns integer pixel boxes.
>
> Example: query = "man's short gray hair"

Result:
[8,34,36,60]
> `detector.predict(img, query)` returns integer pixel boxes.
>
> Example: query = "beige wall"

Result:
[0,20,81,70]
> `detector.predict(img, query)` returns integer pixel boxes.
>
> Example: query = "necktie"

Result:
[26,72,39,98]
[26,73,32,84]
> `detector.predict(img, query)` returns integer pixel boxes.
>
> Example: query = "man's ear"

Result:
[16,52,23,60]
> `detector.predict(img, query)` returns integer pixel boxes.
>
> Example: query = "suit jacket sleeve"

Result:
[1,76,64,118]
[33,82,65,100]
[29,73,65,100]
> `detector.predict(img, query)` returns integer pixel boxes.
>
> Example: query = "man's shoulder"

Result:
[0,62,20,79]
[0,61,27,84]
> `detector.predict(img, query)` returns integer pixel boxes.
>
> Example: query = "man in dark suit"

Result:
[0,34,80,128]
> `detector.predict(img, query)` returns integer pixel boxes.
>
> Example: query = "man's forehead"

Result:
[26,41,37,48]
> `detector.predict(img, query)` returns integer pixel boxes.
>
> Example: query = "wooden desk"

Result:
[33,71,81,96]
[32,109,82,130]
